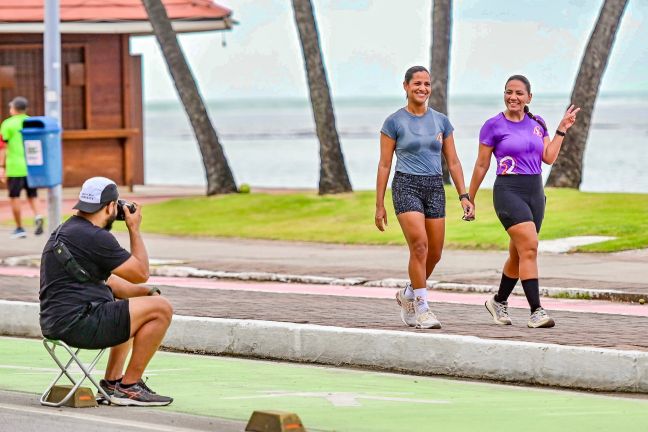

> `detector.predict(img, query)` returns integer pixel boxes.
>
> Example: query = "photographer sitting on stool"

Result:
[39,177,173,406]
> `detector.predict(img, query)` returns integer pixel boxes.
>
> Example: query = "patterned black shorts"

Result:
[391,171,446,219]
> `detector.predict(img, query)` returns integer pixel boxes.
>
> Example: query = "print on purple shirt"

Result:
[479,112,549,175]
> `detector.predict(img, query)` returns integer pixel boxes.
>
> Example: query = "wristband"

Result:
[147,286,161,296]
[555,130,566,137]
[459,193,470,201]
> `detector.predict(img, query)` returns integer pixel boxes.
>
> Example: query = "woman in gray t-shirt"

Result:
[375,66,473,329]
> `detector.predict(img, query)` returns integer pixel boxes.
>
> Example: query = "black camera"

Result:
[115,199,137,221]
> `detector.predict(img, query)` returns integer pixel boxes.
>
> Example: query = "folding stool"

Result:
[40,338,111,407]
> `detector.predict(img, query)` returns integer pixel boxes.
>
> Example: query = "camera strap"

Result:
[51,224,101,284]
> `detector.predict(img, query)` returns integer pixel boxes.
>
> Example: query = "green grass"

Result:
[135,188,648,252]
[548,292,593,300]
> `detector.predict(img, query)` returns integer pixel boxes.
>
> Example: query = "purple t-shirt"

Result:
[479,112,549,175]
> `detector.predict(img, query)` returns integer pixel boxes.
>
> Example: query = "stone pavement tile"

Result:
[2,275,647,352]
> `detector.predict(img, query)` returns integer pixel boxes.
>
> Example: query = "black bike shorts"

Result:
[392,171,446,219]
[55,299,131,349]
[493,174,545,232]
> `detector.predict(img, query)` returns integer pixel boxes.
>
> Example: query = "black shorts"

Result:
[493,174,545,232]
[392,171,446,219]
[56,300,131,349]
[8,177,37,199]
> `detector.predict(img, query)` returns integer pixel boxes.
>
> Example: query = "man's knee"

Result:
[147,296,173,323]
[129,296,173,329]
[158,296,173,321]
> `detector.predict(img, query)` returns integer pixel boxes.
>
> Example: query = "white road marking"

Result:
[0,402,204,432]
[224,391,450,407]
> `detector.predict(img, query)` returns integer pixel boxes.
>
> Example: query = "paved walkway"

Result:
[1,225,647,292]
[2,273,647,352]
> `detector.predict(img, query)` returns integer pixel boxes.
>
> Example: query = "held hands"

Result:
[123,201,142,231]
[375,206,388,231]
[461,198,475,221]
[558,105,581,132]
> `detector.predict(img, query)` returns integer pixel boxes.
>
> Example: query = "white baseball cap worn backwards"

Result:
[73,177,119,213]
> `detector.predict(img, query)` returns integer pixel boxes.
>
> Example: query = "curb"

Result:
[1,300,646,393]
[1,255,643,303]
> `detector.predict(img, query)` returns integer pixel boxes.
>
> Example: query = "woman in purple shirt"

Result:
[468,75,579,328]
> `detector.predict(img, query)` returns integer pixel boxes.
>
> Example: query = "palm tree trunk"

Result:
[141,0,237,195]
[546,0,628,188]
[428,0,453,185]
[291,0,353,194]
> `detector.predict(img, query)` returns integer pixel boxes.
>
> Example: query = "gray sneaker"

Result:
[527,307,555,328]
[34,215,44,236]
[96,379,117,404]
[110,382,173,407]
[395,287,416,327]
[485,295,512,325]
[415,309,442,329]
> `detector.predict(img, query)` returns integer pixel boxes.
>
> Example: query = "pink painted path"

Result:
[3,266,647,317]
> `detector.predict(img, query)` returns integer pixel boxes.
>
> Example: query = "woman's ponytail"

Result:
[524,105,547,133]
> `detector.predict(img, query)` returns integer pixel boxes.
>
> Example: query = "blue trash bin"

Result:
[21,116,62,188]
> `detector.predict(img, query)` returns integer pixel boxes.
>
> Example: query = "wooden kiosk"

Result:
[0,0,233,187]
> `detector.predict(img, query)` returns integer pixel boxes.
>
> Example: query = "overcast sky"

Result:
[130,0,647,101]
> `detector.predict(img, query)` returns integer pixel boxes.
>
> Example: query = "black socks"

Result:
[494,273,518,303]
[522,278,541,312]
[106,378,121,386]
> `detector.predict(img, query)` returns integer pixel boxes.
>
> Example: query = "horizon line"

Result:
[144,90,648,105]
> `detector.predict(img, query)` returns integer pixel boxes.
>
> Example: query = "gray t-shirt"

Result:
[381,107,454,176]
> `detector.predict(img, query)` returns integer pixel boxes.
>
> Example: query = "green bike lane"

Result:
[1,336,647,432]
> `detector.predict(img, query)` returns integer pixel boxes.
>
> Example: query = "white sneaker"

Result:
[485,295,512,325]
[415,309,442,329]
[527,307,555,328]
[395,288,416,327]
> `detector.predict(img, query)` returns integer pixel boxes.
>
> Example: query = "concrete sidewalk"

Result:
[1,225,646,300]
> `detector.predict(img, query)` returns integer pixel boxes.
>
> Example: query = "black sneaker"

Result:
[110,382,173,406]
[96,379,118,404]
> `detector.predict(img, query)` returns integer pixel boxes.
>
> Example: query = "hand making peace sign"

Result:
[558,104,581,132]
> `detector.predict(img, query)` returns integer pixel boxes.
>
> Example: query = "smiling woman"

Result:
[468,74,581,329]
[375,66,472,330]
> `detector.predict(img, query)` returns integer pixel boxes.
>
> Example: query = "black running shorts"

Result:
[7,177,37,199]
[492,174,545,232]
[392,171,446,219]
[55,299,131,349]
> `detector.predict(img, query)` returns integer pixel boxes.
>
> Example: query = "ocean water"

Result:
[144,94,648,193]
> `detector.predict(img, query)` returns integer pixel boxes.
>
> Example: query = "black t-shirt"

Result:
[39,216,131,336]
